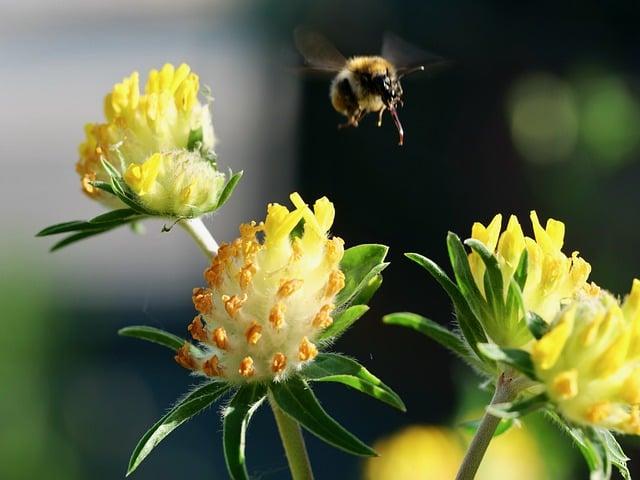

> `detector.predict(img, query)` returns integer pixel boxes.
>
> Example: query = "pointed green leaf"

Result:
[37,221,92,237]
[318,305,369,341]
[477,343,536,379]
[404,252,488,360]
[91,180,116,196]
[487,393,548,419]
[118,325,185,351]
[525,311,549,340]
[336,244,389,307]
[187,127,204,151]
[215,171,243,210]
[89,208,139,224]
[302,353,405,411]
[514,249,528,290]
[383,312,469,359]
[50,230,110,252]
[464,238,504,316]
[269,376,376,456]
[599,429,630,480]
[126,382,230,476]
[223,384,267,480]
[350,274,382,306]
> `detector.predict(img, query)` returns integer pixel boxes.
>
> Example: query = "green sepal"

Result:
[269,376,376,457]
[599,429,631,480]
[223,384,267,480]
[187,127,204,151]
[336,244,389,308]
[477,343,536,379]
[383,312,469,360]
[118,325,185,351]
[464,238,504,319]
[213,171,243,212]
[458,418,514,437]
[301,353,405,411]
[513,249,528,290]
[126,382,230,476]
[525,312,549,340]
[318,305,369,341]
[404,252,489,362]
[350,274,383,306]
[487,393,548,419]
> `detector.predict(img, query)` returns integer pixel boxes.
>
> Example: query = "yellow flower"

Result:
[469,211,591,346]
[532,281,640,434]
[77,63,224,216]
[175,193,346,383]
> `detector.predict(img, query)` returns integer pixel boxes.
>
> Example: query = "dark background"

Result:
[2,0,640,478]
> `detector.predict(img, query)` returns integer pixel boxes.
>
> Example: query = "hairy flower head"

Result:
[469,211,591,345]
[175,193,345,383]
[77,63,224,216]
[532,281,640,434]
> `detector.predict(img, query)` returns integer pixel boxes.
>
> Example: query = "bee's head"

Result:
[372,71,403,108]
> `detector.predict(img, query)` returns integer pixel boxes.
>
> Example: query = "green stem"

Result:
[269,394,315,480]
[455,372,518,480]
[180,218,218,259]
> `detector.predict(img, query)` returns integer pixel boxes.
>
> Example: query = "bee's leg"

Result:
[377,106,387,127]
[338,108,363,129]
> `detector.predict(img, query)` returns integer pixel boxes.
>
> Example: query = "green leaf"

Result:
[383,312,469,359]
[92,180,116,196]
[269,376,376,457]
[487,393,548,419]
[447,233,490,320]
[599,429,630,480]
[464,238,504,317]
[318,305,369,341]
[302,353,405,411]
[215,171,243,210]
[350,274,383,306]
[477,343,536,379]
[118,325,185,351]
[336,244,389,307]
[404,252,488,361]
[514,249,528,290]
[525,311,549,340]
[187,127,204,151]
[223,384,267,480]
[50,230,109,252]
[89,208,139,224]
[458,418,513,437]
[127,382,230,476]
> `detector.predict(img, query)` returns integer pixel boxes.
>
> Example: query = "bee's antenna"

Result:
[398,65,425,79]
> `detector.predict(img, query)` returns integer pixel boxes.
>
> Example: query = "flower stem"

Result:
[269,394,315,480]
[455,372,518,480]
[180,218,218,259]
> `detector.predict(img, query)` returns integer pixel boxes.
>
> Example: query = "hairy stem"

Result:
[455,372,518,480]
[180,218,218,259]
[269,394,315,480]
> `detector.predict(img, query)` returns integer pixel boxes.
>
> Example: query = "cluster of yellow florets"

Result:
[175,193,345,383]
[468,211,591,346]
[77,63,223,216]
[532,280,640,434]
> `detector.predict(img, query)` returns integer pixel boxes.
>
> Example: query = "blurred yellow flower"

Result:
[364,424,546,480]
[77,63,224,216]
[175,193,346,383]
[469,211,591,346]
[532,281,640,434]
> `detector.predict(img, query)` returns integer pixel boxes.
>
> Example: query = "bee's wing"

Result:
[381,32,453,77]
[293,27,347,72]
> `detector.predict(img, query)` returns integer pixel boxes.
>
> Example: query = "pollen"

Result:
[586,402,611,424]
[212,327,228,350]
[238,263,257,290]
[269,302,286,330]
[175,343,196,370]
[552,369,579,400]
[325,270,346,298]
[81,172,97,195]
[325,237,345,265]
[277,279,304,298]
[313,304,334,329]
[298,337,318,361]
[202,355,223,377]
[239,357,255,377]
[222,294,247,318]
[188,315,207,342]
[192,287,213,314]
[271,353,287,373]
[245,321,263,345]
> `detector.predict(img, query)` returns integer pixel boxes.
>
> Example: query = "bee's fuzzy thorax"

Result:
[346,56,397,76]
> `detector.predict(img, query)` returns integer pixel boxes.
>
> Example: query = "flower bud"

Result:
[532,281,640,434]
[175,193,346,383]
[77,63,224,216]
[469,211,591,346]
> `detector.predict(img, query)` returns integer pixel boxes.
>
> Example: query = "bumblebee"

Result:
[294,28,450,145]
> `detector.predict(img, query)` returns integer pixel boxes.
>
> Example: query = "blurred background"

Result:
[2,0,640,478]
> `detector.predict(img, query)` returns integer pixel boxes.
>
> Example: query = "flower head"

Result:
[469,211,591,346]
[175,192,345,383]
[77,63,225,216]
[532,281,640,434]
